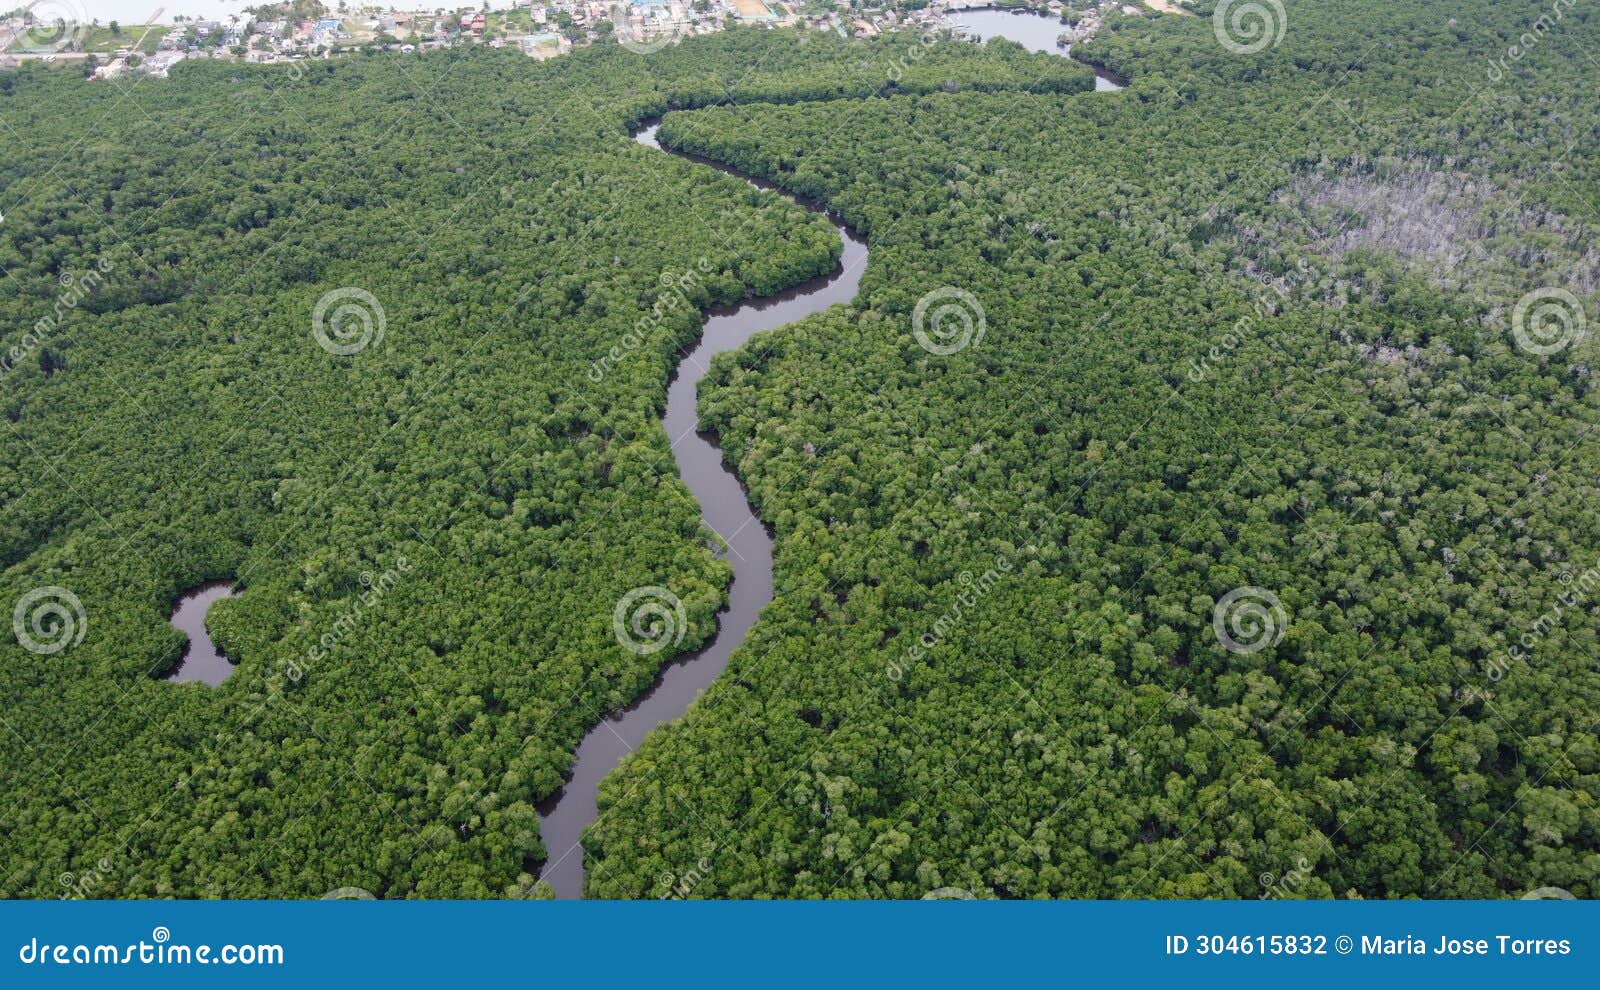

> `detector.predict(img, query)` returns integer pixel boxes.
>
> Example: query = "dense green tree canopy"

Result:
[586,0,1600,898]
[0,28,1083,898]
[2,2,1597,900]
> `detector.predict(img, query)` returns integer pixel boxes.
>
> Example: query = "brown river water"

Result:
[164,581,241,685]
[537,24,1123,897]
[534,122,868,899]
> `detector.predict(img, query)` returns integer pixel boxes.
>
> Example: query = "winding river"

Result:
[534,122,867,899]
[536,24,1122,898]
[164,581,241,686]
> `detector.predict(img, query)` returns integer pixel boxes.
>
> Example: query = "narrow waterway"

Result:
[164,581,240,685]
[537,27,1125,896]
[534,122,868,899]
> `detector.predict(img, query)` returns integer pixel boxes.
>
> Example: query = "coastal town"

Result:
[0,0,1157,79]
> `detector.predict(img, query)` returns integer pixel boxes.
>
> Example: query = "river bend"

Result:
[534,121,868,899]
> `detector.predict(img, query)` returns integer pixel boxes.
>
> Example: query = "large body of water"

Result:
[947,7,1128,90]
[533,122,868,900]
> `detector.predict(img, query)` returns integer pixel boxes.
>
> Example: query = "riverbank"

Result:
[534,119,869,900]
